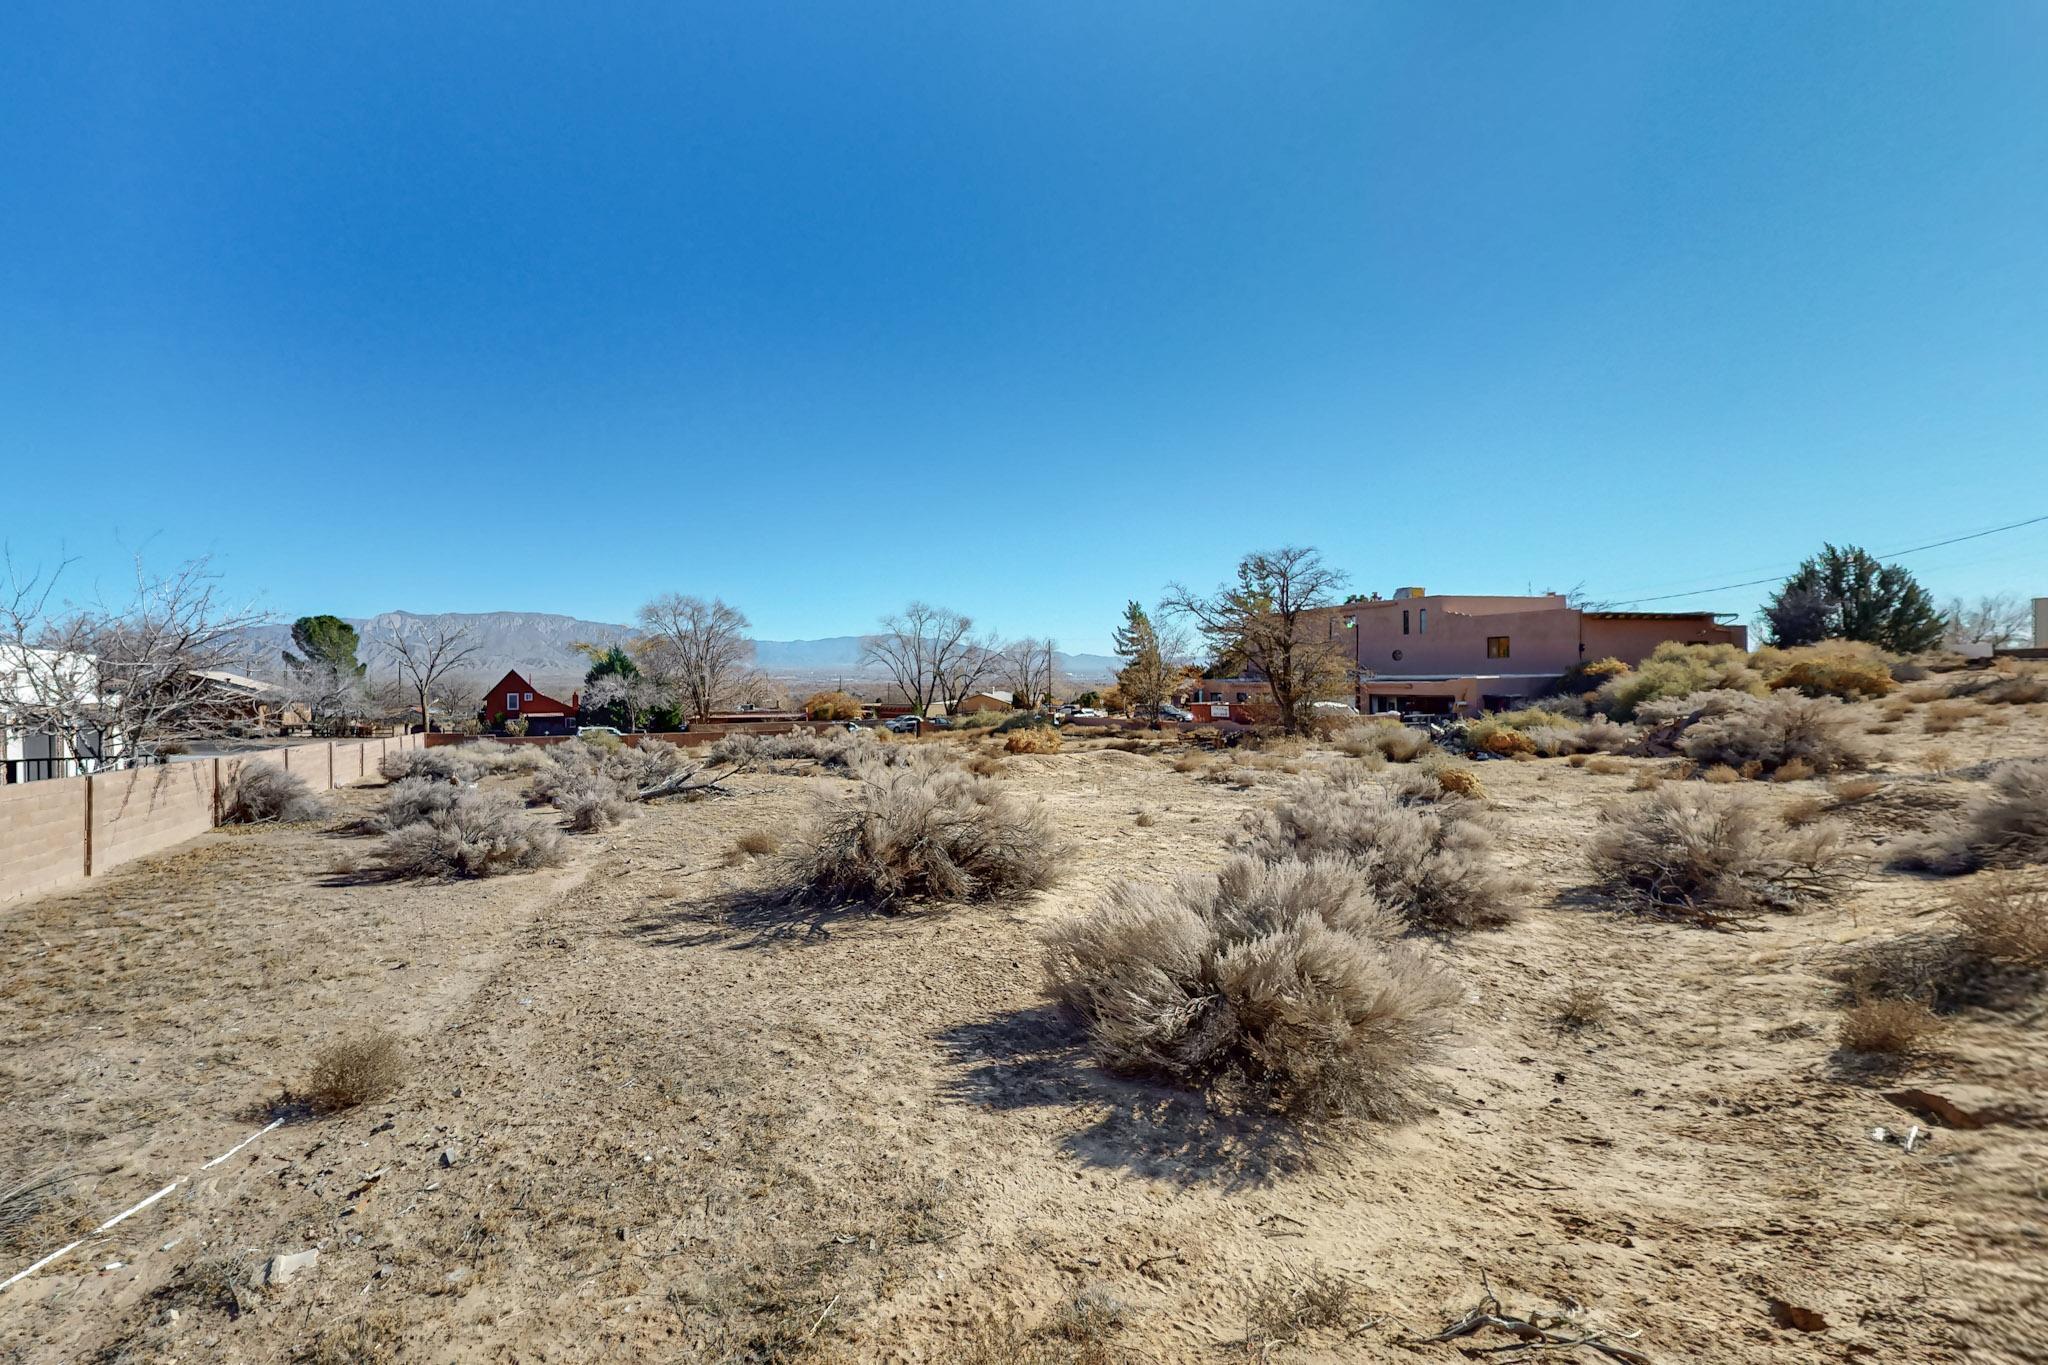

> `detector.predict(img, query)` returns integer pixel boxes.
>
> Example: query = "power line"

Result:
[1602,512,2048,608]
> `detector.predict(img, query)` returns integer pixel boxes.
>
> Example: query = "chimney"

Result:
[571,690,581,708]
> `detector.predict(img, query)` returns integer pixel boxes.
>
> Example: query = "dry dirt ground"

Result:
[2,696,2043,1364]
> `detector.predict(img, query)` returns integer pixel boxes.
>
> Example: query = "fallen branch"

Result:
[1411,1281,1651,1365]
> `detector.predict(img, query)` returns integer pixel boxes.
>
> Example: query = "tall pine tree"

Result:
[1762,545,1944,653]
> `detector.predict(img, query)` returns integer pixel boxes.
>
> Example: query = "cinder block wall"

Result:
[1,732,422,906]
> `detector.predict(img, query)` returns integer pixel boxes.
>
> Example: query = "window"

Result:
[1402,609,1410,635]
[524,692,533,701]
[1486,636,1511,659]
[506,692,520,711]
[1236,692,1249,703]
[1418,608,1427,634]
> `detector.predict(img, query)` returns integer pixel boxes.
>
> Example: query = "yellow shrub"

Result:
[1767,659,1895,701]
[1004,727,1063,755]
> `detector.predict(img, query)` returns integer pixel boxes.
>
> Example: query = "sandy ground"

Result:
[1,693,2043,1364]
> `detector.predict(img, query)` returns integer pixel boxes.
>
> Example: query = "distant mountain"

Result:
[238,612,1121,684]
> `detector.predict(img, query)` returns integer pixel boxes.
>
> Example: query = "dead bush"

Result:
[1242,1262,1366,1349]
[1553,984,1609,1030]
[376,790,568,878]
[379,747,484,784]
[368,776,460,832]
[561,782,633,832]
[221,764,326,824]
[783,766,1062,908]
[1586,756,1629,776]
[1674,691,1866,776]
[0,1164,68,1255]
[1587,785,1853,923]
[1838,998,1942,1054]
[1772,757,1817,783]
[1841,875,2047,1013]
[1388,762,1487,804]
[1891,759,2048,874]
[1701,763,1743,784]
[1043,857,1456,1121]
[1333,720,1434,764]
[1766,656,1896,701]
[729,829,782,860]
[1239,772,1520,930]
[1950,875,2048,967]
[306,1030,405,1111]
[1004,726,1063,755]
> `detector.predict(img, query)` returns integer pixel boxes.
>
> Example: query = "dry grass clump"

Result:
[306,1030,405,1111]
[1595,642,1763,720]
[1841,875,2048,1015]
[562,783,633,832]
[1043,857,1456,1121]
[1756,641,1898,700]
[1240,772,1520,930]
[783,765,1062,908]
[1838,997,1943,1054]
[1701,762,1743,784]
[378,744,541,784]
[1242,1262,1366,1349]
[729,828,782,861]
[1891,759,2048,874]
[1388,760,1487,804]
[1937,664,2048,706]
[377,790,568,878]
[1949,875,2048,968]
[958,1288,1129,1365]
[1333,719,1435,764]
[1668,691,1866,776]
[1004,726,1063,755]
[220,764,327,824]
[1585,756,1629,776]
[0,1164,69,1255]
[1922,698,1982,733]
[1552,984,1610,1030]
[1587,785,1853,923]
[1771,757,1817,783]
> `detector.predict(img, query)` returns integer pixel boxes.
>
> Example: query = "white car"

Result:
[577,725,622,737]
[883,715,923,733]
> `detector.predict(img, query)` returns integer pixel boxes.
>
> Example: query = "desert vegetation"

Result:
[220,764,327,824]
[1588,785,1852,923]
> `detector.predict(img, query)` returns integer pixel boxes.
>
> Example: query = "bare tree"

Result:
[861,603,999,715]
[636,594,756,720]
[1163,546,1352,735]
[380,619,479,734]
[1946,593,2030,652]
[1,552,270,765]
[1000,637,1059,711]
[581,670,669,732]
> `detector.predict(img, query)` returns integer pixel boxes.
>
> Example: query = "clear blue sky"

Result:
[4,3,2043,652]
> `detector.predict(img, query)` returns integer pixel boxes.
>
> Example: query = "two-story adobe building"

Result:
[1189,587,1746,719]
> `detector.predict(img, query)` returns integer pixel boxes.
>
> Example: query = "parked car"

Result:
[884,715,923,734]
[1157,704,1194,722]
[577,725,622,737]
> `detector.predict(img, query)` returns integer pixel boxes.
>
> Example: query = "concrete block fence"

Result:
[0,733,425,906]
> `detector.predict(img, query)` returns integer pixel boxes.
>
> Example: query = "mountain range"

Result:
[238,611,1121,685]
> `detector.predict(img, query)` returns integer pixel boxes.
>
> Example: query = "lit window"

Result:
[506,692,520,710]
[1486,636,1510,659]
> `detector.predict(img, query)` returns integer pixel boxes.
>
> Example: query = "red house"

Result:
[479,669,581,736]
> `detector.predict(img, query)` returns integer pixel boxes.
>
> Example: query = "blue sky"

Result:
[3,3,2043,652]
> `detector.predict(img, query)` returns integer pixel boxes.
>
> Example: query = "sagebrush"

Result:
[1239,772,1519,930]
[306,1030,405,1111]
[782,764,1062,908]
[1891,760,2048,875]
[377,790,568,878]
[1043,856,1457,1120]
[220,764,326,824]
[1588,785,1852,923]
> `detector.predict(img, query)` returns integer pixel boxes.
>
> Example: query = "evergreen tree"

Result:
[1113,601,1173,719]
[1763,544,1944,653]
[282,614,365,679]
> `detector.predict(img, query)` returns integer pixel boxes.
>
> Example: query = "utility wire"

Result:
[1601,512,2048,608]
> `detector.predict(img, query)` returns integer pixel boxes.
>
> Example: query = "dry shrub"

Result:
[379,746,499,784]
[221,764,326,824]
[1240,772,1520,930]
[562,783,632,832]
[1923,698,1981,733]
[1553,984,1610,1030]
[1702,763,1743,784]
[964,751,1006,777]
[377,790,568,878]
[1004,726,1063,755]
[1782,795,1829,829]
[1586,756,1629,776]
[1465,717,1537,757]
[1764,649,1897,701]
[1940,666,2048,706]
[0,1165,68,1255]
[730,829,781,860]
[1675,691,1866,776]
[1838,998,1942,1054]
[1043,857,1457,1121]
[1332,720,1433,763]
[1243,1262,1365,1349]
[1921,746,1956,776]
[1772,757,1817,783]
[1171,752,1208,774]
[369,776,459,832]
[784,766,1062,908]
[1831,776,1883,802]
[1133,811,1156,828]
[1429,765,1487,801]
[1892,759,2048,874]
[1595,642,1764,720]
[306,1030,405,1111]
[1588,785,1853,923]
[1578,715,1639,754]
[1843,875,2048,1014]
[1566,754,1589,769]
[959,1289,1128,1365]
[1950,875,2048,968]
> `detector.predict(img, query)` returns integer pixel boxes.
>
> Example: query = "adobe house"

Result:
[955,690,1016,714]
[479,669,581,736]
[1192,587,1747,719]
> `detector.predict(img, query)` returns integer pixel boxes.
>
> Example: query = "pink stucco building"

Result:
[1190,588,1747,719]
